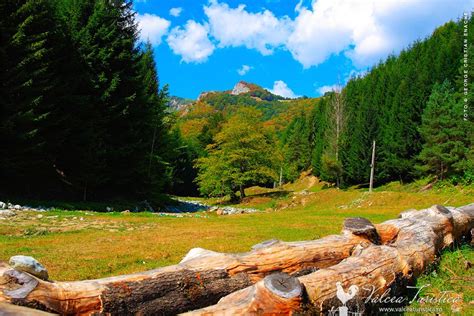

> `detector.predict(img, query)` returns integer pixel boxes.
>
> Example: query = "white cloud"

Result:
[204,0,292,55]
[167,21,215,63]
[155,0,472,68]
[288,0,472,68]
[316,84,341,96]
[136,13,171,46]
[267,81,300,99]
[237,65,253,76]
[170,7,183,17]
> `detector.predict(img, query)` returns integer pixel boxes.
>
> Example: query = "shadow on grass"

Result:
[214,190,291,206]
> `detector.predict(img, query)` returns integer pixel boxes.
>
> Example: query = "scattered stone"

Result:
[9,255,49,281]
[121,210,131,214]
[0,211,14,220]
[36,214,43,219]
[0,201,6,209]
[213,206,259,215]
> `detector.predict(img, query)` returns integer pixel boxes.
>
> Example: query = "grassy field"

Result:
[409,245,474,315]
[0,177,472,312]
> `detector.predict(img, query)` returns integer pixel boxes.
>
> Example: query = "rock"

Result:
[121,210,130,214]
[214,206,259,215]
[0,201,6,209]
[0,209,16,219]
[9,255,49,280]
[106,206,114,212]
[37,214,43,219]
[197,91,216,101]
[14,204,21,210]
[231,81,251,95]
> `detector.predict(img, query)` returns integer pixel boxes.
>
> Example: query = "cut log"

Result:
[186,273,303,315]
[0,302,55,316]
[0,227,372,315]
[184,204,474,315]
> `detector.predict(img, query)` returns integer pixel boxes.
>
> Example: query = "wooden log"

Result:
[184,204,474,315]
[186,273,303,315]
[0,226,373,315]
[0,302,56,316]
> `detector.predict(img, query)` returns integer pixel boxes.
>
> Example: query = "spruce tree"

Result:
[0,0,65,195]
[417,81,470,180]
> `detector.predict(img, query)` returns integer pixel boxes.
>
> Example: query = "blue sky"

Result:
[133,0,473,99]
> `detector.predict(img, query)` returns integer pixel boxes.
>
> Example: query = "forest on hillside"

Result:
[1,0,473,205]
[176,16,474,199]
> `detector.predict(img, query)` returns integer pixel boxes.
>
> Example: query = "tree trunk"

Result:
[0,226,374,315]
[239,185,245,199]
[83,181,87,202]
[184,204,474,315]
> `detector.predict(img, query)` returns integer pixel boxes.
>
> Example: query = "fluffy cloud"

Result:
[316,84,341,96]
[167,21,215,63]
[288,0,471,67]
[136,14,171,46]
[204,0,291,55]
[267,81,300,99]
[237,65,253,76]
[158,0,471,67]
[170,7,183,17]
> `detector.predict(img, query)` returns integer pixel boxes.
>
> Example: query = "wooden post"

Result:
[279,166,283,187]
[369,140,376,193]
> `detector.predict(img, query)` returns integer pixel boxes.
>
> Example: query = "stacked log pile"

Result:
[0,204,472,315]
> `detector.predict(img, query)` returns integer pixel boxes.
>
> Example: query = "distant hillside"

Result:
[198,81,285,103]
[167,96,194,111]
[186,81,312,123]
[175,81,318,143]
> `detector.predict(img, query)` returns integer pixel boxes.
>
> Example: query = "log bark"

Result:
[0,302,56,316]
[184,204,474,315]
[0,226,372,315]
[185,273,303,315]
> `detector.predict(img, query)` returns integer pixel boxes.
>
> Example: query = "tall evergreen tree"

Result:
[417,81,471,180]
[281,111,311,181]
[0,0,65,195]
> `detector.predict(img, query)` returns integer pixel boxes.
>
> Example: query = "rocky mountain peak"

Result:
[231,81,251,95]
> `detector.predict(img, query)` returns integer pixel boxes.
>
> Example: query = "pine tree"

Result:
[281,111,311,181]
[417,81,470,180]
[135,41,171,198]
[0,0,66,195]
